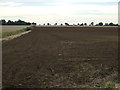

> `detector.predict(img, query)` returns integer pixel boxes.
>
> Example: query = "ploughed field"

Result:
[3,27,118,88]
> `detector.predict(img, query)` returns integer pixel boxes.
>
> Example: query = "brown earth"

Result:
[2,27,119,88]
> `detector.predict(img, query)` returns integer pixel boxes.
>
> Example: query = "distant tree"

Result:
[80,23,84,26]
[26,22,31,25]
[98,22,103,26]
[14,20,30,25]
[90,22,94,26]
[104,22,118,26]
[7,20,14,25]
[54,23,57,26]
[16,19,26,25]
[0,19,6,25]
[61,24,63,26]
[0,19,35,25]
[47,23,50,26]
[84,23,87,26]
[109,22,114,26]
[14,21,18,25]
[32,22,36,26]
[65,23,69,26]
[114,24,118,26]
[77,23,80,26]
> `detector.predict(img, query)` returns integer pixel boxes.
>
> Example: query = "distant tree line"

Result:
[0,19,36,25]
[1,19,117,26]
[64,22,118,26]
[41,22,118,26]
[95,22,118,26]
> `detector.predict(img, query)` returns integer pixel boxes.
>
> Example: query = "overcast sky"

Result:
[0,0,119,25]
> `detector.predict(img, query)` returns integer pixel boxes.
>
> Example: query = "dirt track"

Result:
[2,27,118,88]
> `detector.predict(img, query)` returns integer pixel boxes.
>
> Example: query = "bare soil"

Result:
[2,27,119,88]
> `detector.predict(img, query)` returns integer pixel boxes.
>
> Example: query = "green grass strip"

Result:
[2,30,26,38]
[1,26,32,39]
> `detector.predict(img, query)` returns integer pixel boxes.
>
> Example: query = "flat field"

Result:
[1,25,31,32]
[2,27,118,88]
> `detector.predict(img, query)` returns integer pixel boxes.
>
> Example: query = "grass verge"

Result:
[1,26,32,39]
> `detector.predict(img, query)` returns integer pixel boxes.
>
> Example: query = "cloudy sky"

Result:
[0,0,119,25]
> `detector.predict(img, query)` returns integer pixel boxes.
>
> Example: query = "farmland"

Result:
[1,25,31,32]
[2,26,118,88]
[1,25,32,39]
